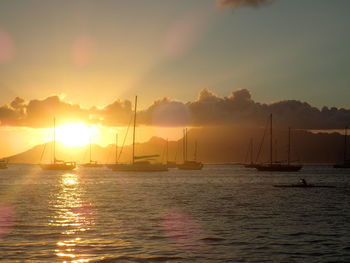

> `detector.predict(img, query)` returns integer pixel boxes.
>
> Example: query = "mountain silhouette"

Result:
[5,127,348,164]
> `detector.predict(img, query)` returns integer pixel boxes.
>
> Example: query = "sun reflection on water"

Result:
[49,173,95,262]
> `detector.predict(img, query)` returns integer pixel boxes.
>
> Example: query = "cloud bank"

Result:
[0,89,349,129]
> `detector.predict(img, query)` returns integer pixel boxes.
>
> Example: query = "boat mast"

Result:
[53,118,56,164]
[115,132,118,164]
[194,141,197,161]
[250,138,253,164]
[185,128,188,161]
[270,114,273,165]
[166,138,169,163]
[344,126,348,163]
[132,96,137,164]
[183,128,186,162]
[89,133,92,163]
[288,127,291,165]
[274,139,277,163]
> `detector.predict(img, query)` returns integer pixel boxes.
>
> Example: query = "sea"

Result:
[1,164,350,262]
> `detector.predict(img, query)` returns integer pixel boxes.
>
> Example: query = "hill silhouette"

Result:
[5,126,348,165]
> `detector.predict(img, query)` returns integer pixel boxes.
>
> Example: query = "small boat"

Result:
[111,96,168,172]
[81,140,103,168]
[177,129,203,170]
[0,159,8,169]
[255,115,302,172]
[273,179,335,188]
[81,160,103,168]
[273,184,335,188]
[333,127,350,168]
[167,161,177,168]
[244,138,257,168]
[165,139,177,168]
[40,159,76,171]
[177,160,203,170]
[333,163,350,168]
[40,118,76,171]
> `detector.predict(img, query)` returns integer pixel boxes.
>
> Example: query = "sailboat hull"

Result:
[273,184,335,188]
[167,162,177,168]
[177,161,203,170]
[40,163,76,171]
[81,162,103,168]
[333,163,350,168]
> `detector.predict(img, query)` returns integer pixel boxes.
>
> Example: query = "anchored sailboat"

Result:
[112,96,168,172]
[40,118,76,170]
[166,139,177,168]
[244,138,257,168]
[255,114,302,172]
[333,126,350,168]
[82,139,103,168]
[177,128,203,170]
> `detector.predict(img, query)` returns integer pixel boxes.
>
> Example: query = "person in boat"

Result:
[299,178,307,186]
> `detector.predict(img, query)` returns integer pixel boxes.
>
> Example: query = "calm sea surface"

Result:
[1,164,350,262]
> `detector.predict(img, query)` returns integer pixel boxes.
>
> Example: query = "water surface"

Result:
[1,165,350,262]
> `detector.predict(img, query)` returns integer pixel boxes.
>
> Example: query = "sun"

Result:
[55,123,99,147]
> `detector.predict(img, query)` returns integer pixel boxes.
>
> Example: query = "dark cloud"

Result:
[94,99,132,126]
[217,0,275,9]
[138,98,192,127]
[139,89,350,129]
[0,89,349,129]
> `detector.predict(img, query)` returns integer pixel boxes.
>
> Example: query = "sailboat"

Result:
[177,128,203,170]
[255,114,302,172]
[81,140,103,168]
[166,139,177,168]
[333,127,350,168]
[40,118,76,170]
[0,159,8,169]
[111,96,168,172]
[244,138,257,168]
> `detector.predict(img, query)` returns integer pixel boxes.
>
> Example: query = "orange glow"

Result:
[55,123,99,147]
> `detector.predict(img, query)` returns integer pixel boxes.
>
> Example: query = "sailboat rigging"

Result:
[244,138,257,168]
[111,96,168,172]
[177,128,203,170]
[254,114,302,172]
[40,118,76,170]
[82,135,103,168]
[333,126,350,168]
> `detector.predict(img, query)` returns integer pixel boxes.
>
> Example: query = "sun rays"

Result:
[55,123,99,147]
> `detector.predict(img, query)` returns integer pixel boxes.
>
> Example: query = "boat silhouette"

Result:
[81,139,103,168]
[333,126,350,168]
[255,114,302,172]
[244,138,258,168]
[111,96,168,172]
[177,128,203,170]
[40,118,76,171]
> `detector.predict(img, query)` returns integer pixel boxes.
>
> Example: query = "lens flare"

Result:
[72,35,95,66]
[0,205,14,239]
[160,208,204,249]
[0,29,14,64]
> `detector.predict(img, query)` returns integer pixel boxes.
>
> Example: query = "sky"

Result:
[0,0,350,157]
[0,0,349,108]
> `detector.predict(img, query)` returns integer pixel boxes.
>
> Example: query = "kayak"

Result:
[273,184,336,188]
